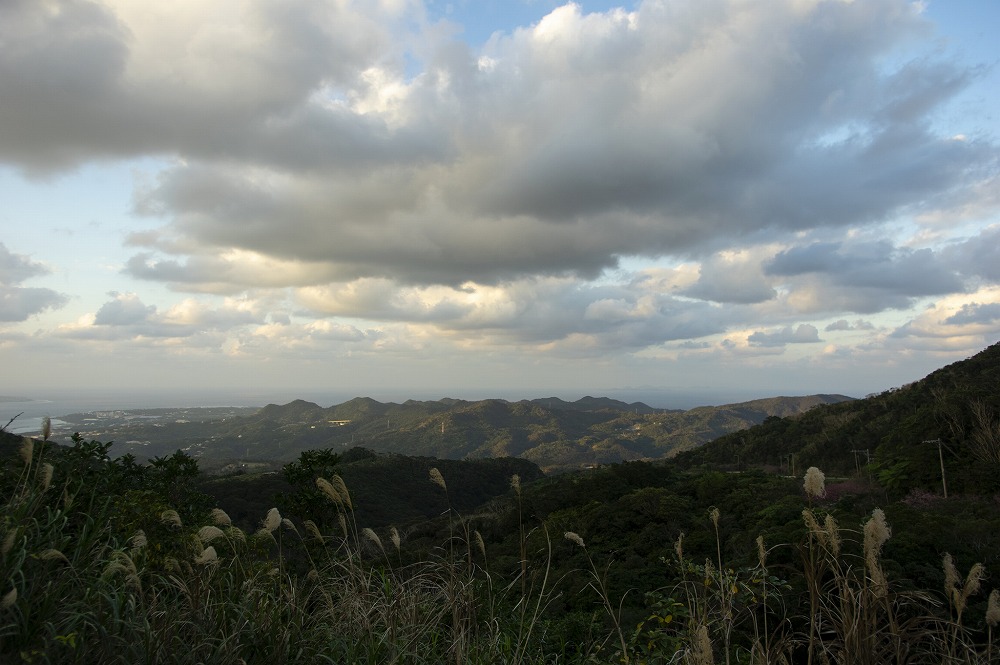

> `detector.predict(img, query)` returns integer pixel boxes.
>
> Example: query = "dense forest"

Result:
[3,343,1000,663]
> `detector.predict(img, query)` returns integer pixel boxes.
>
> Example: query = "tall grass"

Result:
[4,442,1000,664]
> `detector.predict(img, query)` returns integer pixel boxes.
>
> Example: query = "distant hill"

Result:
[231,393,850,472]
[639,394,853,457]
[523,396,661,414]
[45,392,853,472]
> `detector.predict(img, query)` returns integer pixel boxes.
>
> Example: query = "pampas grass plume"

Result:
[987,589,1000,626]
[198,526,225,544]
[691,624,714,665]
[511,473,521,495]
[160,510,182,528]
[944,553,960,597]
[474,530,486,559]
[332,475,353,510]
[863,508,891,559]
[389,526,400,552]
[1,587,16,610]
[39,463,53,492]
[129,530,147,549]
[362,528,383,551]
[429,467,447,491]
[41,416,51,442]
[264,508,281,533]
[210,508,231,527]
[19,437,33,465]
[863,508,891,597]
[304,520,323,541]
[824,513,841,557]
[565,531,585,548]
[962,563,985,606]
[37,549,69,564]
[194,546,218,565]
[316,477,342,506]
[803,467,826,499]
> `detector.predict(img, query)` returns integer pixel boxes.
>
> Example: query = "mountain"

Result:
[266,393,851,472]
[49,392,852,472]
[677,342,1000,497]
[523,396,661,414]
[639,394,853,456]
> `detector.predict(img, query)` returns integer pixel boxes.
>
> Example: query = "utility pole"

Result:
[924,439,947,498]
[850,449,870,476]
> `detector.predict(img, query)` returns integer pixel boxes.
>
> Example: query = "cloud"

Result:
[62,292,267,341]
[945,302,1000,326]
[946,225,1000,284]
[681,249,778,304]
[94,292,155,325]
[294,274,740,353]
[0,242,48,284]
[825,319,875,332]
[887,288,1000,351]
[766,237,966,313]
[748,324,821,348]
[2,0,994,295]
[0,243,67,322]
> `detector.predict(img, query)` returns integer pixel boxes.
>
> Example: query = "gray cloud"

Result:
[0,243,67,322]
[946,225,1000,283]
[0,0,993,294]
[825,319,875,332]
[766,238,966,313]
[945,302,1000,325]
[682,253,776,304]
[0,0,406,172]
[94,292,155,326]
[748,324,821,347]
[0,286,68,323]
[0,243,48,284]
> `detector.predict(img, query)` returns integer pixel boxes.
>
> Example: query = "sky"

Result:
[2,0,1000,408]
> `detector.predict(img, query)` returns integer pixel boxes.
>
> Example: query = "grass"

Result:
[3,436,999,664]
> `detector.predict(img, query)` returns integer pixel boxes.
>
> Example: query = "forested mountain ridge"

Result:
[55,393,850,472]
[679,341,1000,497]
[195,394,854,471]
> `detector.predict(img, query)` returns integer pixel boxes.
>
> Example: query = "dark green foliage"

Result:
[279,447,342,530]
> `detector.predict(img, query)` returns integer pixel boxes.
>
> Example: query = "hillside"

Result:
[50,394,848,472]
[678,342,1000,497]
